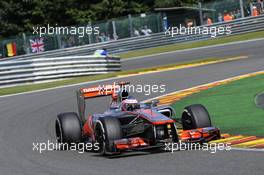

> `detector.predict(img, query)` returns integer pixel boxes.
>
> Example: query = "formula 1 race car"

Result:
[55,81,220,155]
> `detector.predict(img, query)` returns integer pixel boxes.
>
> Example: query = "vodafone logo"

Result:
[81,87,100,93]
[81,84,119,95]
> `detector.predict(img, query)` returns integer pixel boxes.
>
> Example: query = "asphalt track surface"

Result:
[1,39,264,175]
[122,38,264,70]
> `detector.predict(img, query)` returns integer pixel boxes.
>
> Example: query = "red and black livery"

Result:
[55,82,220,155]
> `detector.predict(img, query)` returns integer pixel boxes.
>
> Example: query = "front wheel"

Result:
[181,104,212,130]
[95,117,122,155]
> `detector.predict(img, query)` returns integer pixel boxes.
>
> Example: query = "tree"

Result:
[90,0,149,20]
[0,0,198,37]
[154,0,197,7]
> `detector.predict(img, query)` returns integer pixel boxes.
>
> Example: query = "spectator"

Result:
[223,11,233,22]
[99,33,109,42]
[133,28,140,37]
[256,0,263,14]
[233,10,237,19]
[260,0,264,12]
[99,33,104,42]
[218,13,223,22]
[207,17,213,25]
[246,3,251,16]
[61,41,66,48]
[235,9,241,19]
[106,34,111,41]
[95,35,100,43]
[145,26,152,34]
[186,20,194,27]
[252,6,259,16]
[67,36,76,47]
[233,12,236,20]
[141,25,152,36]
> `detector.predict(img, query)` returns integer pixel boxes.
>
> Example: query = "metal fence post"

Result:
[128,14,133,37]
[56,34,62,49]
[198,2,203,26]
[240,0,245,18]
[88,21,92,44]
[112,20,118,40]
[22,33,30,54]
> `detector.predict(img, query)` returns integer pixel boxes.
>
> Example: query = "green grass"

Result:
[118,30,264,58]
[171,74,264,136]
[0,57,223,96]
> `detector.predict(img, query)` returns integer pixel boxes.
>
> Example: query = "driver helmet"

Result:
[121,96,140,111]
[111,93,118,101]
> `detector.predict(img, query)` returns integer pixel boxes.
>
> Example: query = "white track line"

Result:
[143,70,264,102]
[0,76,123,98]
[122,38,264,62]
[230,147,264,152]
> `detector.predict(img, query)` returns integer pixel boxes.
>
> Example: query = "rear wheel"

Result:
[181,104,212,130]
[55,112,82,145]
[95,117,122,155]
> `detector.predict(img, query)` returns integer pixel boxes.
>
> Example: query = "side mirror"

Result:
[151,99,160,107]
[141,99,160,109]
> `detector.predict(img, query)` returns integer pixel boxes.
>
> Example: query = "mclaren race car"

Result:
[55,81,220,155]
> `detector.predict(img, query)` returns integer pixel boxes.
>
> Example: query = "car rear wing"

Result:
[79,85,117,98]
[76,81,129,123]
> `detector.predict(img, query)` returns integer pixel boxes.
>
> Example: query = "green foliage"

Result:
[171,74,264,136]
[154,0,182,7]
[154,0,197,7]
[0,0,196,37]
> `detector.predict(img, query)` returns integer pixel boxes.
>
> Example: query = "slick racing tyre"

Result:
[95,117,122,155]
[181,104,212,130]
[55,112,82,144]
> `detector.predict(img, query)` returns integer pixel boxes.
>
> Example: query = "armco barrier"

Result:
[1,15,264,61]
[0,56,121,87]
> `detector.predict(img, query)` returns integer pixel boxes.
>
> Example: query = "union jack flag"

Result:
[30,38,45,53]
